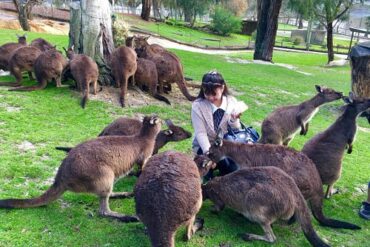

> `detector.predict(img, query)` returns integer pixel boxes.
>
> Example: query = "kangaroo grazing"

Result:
[64,47,99,108]
[135,58,171,105]
[110,45,137,107]
[30,38,55,51]
[203,167,330,247]
[0,34,27,71]
[0,115,161,222]
[207,138,360,230]
[260,85,343,145]
[56,117,192,155]
[302,93,370,198]
[134,151,204,247]
[0,46,42,87]
[132,36,196,101]
[9,49,68,91]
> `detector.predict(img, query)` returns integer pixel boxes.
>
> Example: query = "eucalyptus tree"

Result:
[12,0,44,31]
[141,0,152,20]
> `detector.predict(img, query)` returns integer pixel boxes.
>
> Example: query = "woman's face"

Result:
[204,85,224,105]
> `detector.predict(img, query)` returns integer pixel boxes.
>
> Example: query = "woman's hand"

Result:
[231,112,242,120]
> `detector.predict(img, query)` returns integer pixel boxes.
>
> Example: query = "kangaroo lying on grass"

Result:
[64,47,99,108]
[0,46,42,87]
[9,48,68,91]
[302,93,370,198]
[260,85,343,145]
[135,57,171,105]
[110,45,137,107]
[0,34,27,71]
[56,117,191,155]
[207,137,360,230]
[0,115,161,222]
[203,166,330,247]
[135,151,204,247]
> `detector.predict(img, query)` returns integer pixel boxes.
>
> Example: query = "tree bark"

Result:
[184,8,192,23]
[141,0,152,21]
[13,0,30,31]
[153,0,161,19]
[326,22,334,63]
[69,0,115,85]
[253,0,282,62]
[298,15,303,29]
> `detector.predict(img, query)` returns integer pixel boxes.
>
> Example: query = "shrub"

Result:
[112,17,130,47]
[210,6,241,36]
[291,36,304,46]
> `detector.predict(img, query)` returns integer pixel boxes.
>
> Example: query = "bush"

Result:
[291,36,304,46]
[210,6,241,36]
[112,17,130,47]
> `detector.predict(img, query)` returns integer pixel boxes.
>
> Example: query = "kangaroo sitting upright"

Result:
[260,85,343,145]
[302,93,370,198]
[203,167,330,247]
[0,115,161,222]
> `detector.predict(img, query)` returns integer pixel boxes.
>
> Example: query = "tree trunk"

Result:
[18,4,30,31]
[298,15,303,29]
[141,0,152,21]
[69,0,115,86]
[253,0,282,62]
[326,22,334,63]
[153,0,161,19]
[184,8,192,23]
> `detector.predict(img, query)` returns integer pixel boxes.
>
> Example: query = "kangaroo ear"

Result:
[24,33,27,38]
[144,36,150,41]
[315,85,323,93]
[62,47,67,53]
[164,129,173,136]
[16,34,20,38]
[165,119,173,127]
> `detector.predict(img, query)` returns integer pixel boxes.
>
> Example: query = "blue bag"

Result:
[223,122,260,144]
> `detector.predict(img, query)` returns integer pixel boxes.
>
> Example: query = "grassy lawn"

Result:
[0,30,369,246]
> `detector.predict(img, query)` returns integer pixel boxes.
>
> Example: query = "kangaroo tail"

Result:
[178,79,196,101]
[55,146,73,153]
[0,182,65,208]
[310,194,361,230]
[153,93,171,105]
[295,193,331,247]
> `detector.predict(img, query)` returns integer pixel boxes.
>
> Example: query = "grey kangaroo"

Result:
[260,85,343,145]
[203,167,330,247]
[207,137,360,230]
[0,115,161,223]
[302,93,370,198]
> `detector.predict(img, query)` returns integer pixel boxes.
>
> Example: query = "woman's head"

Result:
[197,71,229,101]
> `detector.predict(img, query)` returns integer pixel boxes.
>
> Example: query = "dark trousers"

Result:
[197,148,239,181]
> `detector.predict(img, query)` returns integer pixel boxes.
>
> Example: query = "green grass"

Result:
[0,30,369,247]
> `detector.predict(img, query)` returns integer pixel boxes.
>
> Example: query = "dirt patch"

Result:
[78,84,201,108]
[17,141,36,152]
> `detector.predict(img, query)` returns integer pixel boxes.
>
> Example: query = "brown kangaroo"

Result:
[302,93,370,198]
[110,45,137,107]
[260,85,343,145]
[0,115,161,223]
[0,34,27,71]
[0,46,42,87]
[135,151,203,247]
[207,138,360,230]
[64,48,99,108]
[135,57,171,105]
[203,167,330,247]
[132,36,196,101]
[30,38,55,52]
[9,49,68,91]
[56,117,192,155]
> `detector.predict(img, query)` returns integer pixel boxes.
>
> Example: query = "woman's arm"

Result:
[191,108,211,153]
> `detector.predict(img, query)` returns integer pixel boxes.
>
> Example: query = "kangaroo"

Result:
[9,49,68,91]
[0,34,27,71]
[30,38,55,51]
[64,47,99,108]
[134,151,203,247]
[135,57,171,105]
[203,167,330,247]
[56,117,192,155]
[260,85,343,145]
[0,46,42,87]
[132,36,196,101]
[207,138,360,230]
[302,93,370,198]
[110,45,137,107]
[0,115,161,222]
